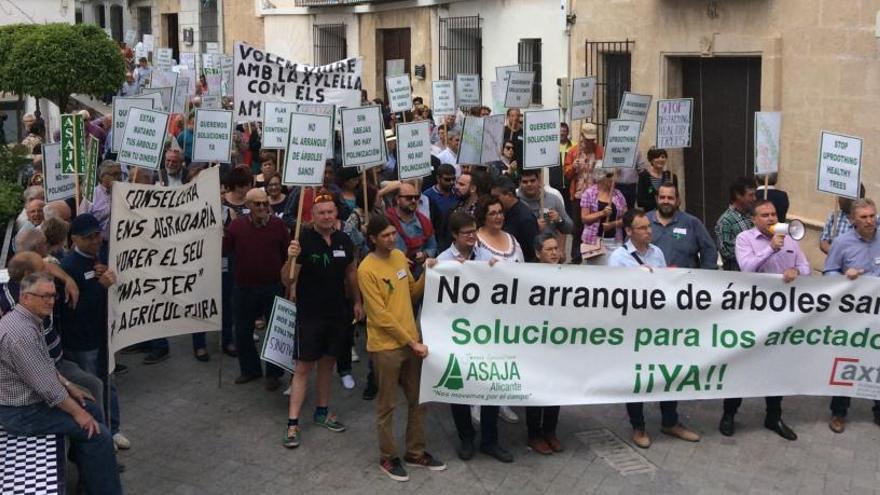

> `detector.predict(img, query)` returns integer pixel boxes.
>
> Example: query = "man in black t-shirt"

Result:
[281,194,364,449]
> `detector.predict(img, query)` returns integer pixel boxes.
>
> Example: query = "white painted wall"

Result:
[263,12,359,65]
[445,0,567,110]
[0,0,75,25]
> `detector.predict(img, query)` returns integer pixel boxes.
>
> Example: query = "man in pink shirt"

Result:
[719,200,810,441]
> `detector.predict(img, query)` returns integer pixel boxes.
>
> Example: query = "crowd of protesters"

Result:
[2,70,879,492]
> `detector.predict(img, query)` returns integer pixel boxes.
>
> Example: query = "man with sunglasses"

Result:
[386,182,437,277]
[0,272,123,494]
[223,188,290,390]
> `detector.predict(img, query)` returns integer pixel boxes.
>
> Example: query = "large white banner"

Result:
[233,41,362,122]
[108,168,223,355]
[420,262,880,406]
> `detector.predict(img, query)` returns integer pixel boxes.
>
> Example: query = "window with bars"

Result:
[517,38,542,105]
[584,40,634,144]
[439,16,482,81]
[313,24,347,65]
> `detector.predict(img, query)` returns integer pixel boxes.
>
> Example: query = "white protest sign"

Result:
[108,169,222,359]
[504,71,535,109]
[117,107,170,170]
[656,98,693,149]
[523,108,560,169]
[233,41,362,122]
[340,106,386,169]
[432,80,456,117]
[386,59,406,76]
[455,74,481,108]
[481,114,506,164]
[202,53,220,69]
[112,97,154,153]
[124,29,137,47]
[150,69,178,93]
[142,34,154,53]
[41,143,76,202]
[192,109,233,163]
[260,296,297,373]
[180,53,196,70]
[201,95,221,109]
[134,43,147,61]
[173,76,190,114]
[386,74,413,114]
[296,103,336,158]
[754,112,782,175]
[419,262,880,406]
[145,87,173,112]
[136,92,165,113]
[206,42,220,54]
[457,117,484,165]
[221,55,234,97]
[156,48,173,69]
[284,112,332,186]
[603,119,640,168]
[203,67,223,97]
[495,65,519,86]
[396,121,433,180]
[817,131,862,199]
[570,77,596,121]
[261,102,298,150]
[618,92,652,131]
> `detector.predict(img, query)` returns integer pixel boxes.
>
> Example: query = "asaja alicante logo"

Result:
[434,353,522,391]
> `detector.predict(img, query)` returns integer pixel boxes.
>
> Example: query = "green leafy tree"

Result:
[4,23,125,111]
[0,145,26,224]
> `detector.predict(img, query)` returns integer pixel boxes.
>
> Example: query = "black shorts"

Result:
[295,313,351,362]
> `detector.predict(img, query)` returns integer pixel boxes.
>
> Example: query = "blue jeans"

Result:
[65,348,121,435]
[233,283,283,378]
[0,401,122,495]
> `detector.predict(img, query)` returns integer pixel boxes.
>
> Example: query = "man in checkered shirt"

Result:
[0,273,122,494]
[714,177,757,271]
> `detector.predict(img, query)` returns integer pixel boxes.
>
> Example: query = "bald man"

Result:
[222,187,293,389]
[44,200,72,222]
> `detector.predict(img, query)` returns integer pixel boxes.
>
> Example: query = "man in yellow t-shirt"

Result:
[357,215,446,482]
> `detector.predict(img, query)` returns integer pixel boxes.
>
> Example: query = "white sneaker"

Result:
[470,405,480,425]
[499,406,519,424]
[341,374,356,389]
[113,432,131,450]
[351,347,360,363]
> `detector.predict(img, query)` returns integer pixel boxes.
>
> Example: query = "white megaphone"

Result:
[771,219,806,241]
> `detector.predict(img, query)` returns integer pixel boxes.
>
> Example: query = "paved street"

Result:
[87,331,880,495]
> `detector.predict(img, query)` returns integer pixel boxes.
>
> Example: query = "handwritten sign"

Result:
[817,131,862,199]
[156,48,173,69]
[455,74,481,108]
[432,80,456,117]
[260,296,297,373]
[656,98,693,149]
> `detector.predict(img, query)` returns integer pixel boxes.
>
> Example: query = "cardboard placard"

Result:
[117,107,170,170]
[817,131,862,199]
[201,95,221,109]
[481,114,506,164]
[432,80,456,117]
[260,296,297,374]
[60,113,86,175]
[495,65,519,85]
[83,136,99,203]
[283,112,333,186]
[396,121,433,180]
[656,98,693,149]
[340,106,386,169]
[570,77,596,121]
[504,71,535,109]
[754,112,782,175]
[296,103,336,158]
[156,48,173,69]
[603,119,641,169]
[457,117,484,165]
[523,108,560,169]
[42,143,76,202]
[142,34,154,53]
[261,102,298,150]
[386,74,413,113]
[455,74,481,108]
[192,109,234,163]
[124,29,137,47]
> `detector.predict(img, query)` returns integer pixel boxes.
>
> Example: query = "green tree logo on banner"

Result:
[434,354,464,390]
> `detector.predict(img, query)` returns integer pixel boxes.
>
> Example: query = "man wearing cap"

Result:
[223,188,290,389]
[564,123,604,263]
[719,200,809,441]
[59,213,130,450]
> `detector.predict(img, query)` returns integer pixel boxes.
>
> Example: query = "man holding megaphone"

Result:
[718,200,811,440]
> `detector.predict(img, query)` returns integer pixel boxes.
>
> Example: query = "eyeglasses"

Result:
[25,292,56,301]
[504,146,514,150]
[457,228,477,236]
[398,194,419,201]
[486,210,504,217]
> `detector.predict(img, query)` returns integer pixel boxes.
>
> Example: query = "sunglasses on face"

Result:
[399,194,419,201]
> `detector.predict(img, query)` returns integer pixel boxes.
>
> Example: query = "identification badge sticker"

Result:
[333,250,346,258]
[84,271,96,280]
[874,257,880,265]
[673,228,687,235]
[396,269,407,280]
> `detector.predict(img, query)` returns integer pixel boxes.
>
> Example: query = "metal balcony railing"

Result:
[294,0,399,6]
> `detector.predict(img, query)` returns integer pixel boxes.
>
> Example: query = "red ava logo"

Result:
[829,357,880,386]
